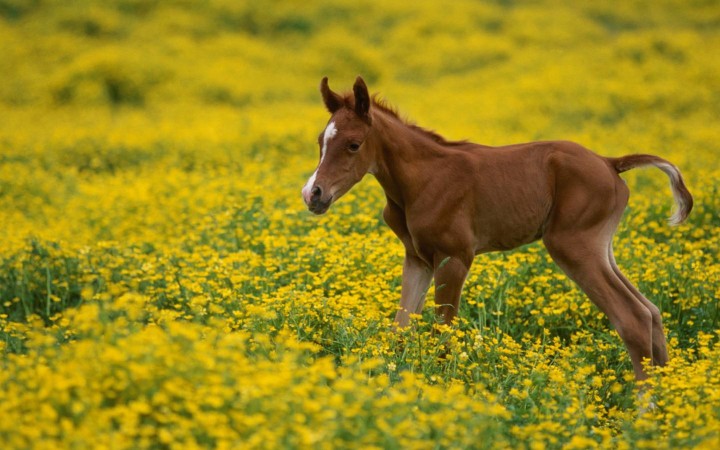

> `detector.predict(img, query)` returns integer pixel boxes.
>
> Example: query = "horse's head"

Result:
[302,76,374,214]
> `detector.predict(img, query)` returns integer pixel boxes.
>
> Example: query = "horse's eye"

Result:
[348,142,361,152]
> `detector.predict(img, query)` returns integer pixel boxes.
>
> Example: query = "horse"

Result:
[301,76,692,381]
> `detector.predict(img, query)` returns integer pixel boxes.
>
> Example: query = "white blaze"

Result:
[322,121,338,151]
[302,121,337,204]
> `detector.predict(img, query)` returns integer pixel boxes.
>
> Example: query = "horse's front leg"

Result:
[432,254,471,325]
[394,253,433,328]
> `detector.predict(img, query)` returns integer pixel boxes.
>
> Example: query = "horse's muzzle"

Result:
[307,197,332,215]
[303,185,332,214]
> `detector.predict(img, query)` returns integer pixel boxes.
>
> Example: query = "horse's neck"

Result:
[369,113,445,208]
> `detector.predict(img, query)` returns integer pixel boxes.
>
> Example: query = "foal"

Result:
[302,76,692,381]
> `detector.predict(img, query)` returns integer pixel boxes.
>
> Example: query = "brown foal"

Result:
[302,76,693,381]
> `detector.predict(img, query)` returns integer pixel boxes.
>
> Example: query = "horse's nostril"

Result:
[311,186,322,199]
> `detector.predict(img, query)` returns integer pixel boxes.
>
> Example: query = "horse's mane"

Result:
[370,95,468,147]
[336,91,468,146]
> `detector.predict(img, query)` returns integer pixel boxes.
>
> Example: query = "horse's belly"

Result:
[472,191,551,253]
[476,222,544,253]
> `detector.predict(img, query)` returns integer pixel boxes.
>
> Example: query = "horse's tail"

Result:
[609,154,693,226]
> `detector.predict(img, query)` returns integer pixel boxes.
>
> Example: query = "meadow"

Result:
[1,0,719,448]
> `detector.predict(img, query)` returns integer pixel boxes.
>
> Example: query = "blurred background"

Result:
[2,0,718,148]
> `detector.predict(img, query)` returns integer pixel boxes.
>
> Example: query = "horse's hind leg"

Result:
[544,231,655,380]
[608,246,669,366]
[542,155,660,380]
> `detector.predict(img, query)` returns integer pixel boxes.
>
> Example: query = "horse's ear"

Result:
[320,77,344,113]
[353,76,371,123]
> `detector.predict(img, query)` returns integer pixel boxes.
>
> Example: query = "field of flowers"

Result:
[1,0,719,448]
